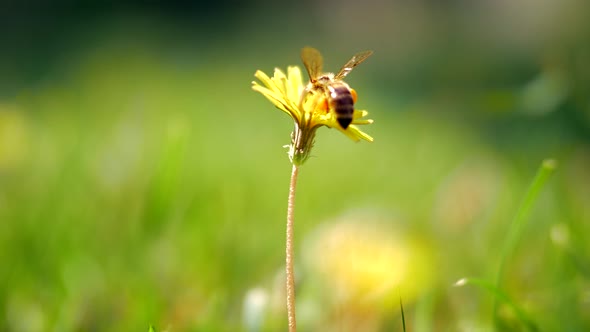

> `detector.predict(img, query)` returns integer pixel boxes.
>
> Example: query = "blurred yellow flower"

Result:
[252,66,373,165]
[304,217,433,311]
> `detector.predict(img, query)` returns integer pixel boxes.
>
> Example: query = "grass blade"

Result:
[400,296,407,332]
[493,159,557,330]
[455,278,539,331]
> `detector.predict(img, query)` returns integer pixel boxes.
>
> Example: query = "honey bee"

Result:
[301,46,373,129]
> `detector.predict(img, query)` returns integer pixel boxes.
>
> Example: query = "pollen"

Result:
[319,97,330,113]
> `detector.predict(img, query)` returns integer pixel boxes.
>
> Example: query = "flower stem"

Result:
[286,163,299,332]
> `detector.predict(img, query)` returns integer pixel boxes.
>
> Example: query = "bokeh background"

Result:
[1,0,590,331]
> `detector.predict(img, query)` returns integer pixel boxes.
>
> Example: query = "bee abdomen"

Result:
[329,85,354,129]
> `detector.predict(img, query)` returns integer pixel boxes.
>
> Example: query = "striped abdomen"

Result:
[328,83,354,129]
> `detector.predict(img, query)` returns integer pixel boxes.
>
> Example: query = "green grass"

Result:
[454,160,557,331]
[493,159,557,331]
[1,24,589,332]
[456,278,538,331]
[400,297,407,332]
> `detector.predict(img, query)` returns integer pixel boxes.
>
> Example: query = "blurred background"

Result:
[1,0,589,331]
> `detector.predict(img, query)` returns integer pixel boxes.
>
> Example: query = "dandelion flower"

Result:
[252,66,373,165]
[250,48,375,332]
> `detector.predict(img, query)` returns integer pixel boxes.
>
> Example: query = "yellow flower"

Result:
[252,66,373,165]
[303,217,434,313]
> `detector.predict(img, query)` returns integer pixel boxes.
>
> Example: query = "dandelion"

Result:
[252,65,373,165]
[251,47,374,332]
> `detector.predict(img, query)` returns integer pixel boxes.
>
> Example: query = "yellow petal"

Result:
[252,84,292,116]
[347,125,374,142]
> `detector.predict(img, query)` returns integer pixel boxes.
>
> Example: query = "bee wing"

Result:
[334,50,373,80]
[301,47,324,82]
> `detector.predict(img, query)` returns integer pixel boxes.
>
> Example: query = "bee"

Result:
[301,46,373,129]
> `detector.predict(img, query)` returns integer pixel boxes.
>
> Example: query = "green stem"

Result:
[286,163,299,332]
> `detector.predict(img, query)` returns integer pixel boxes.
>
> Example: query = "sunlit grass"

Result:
[493,159,556,330]
[1,31,589,331]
